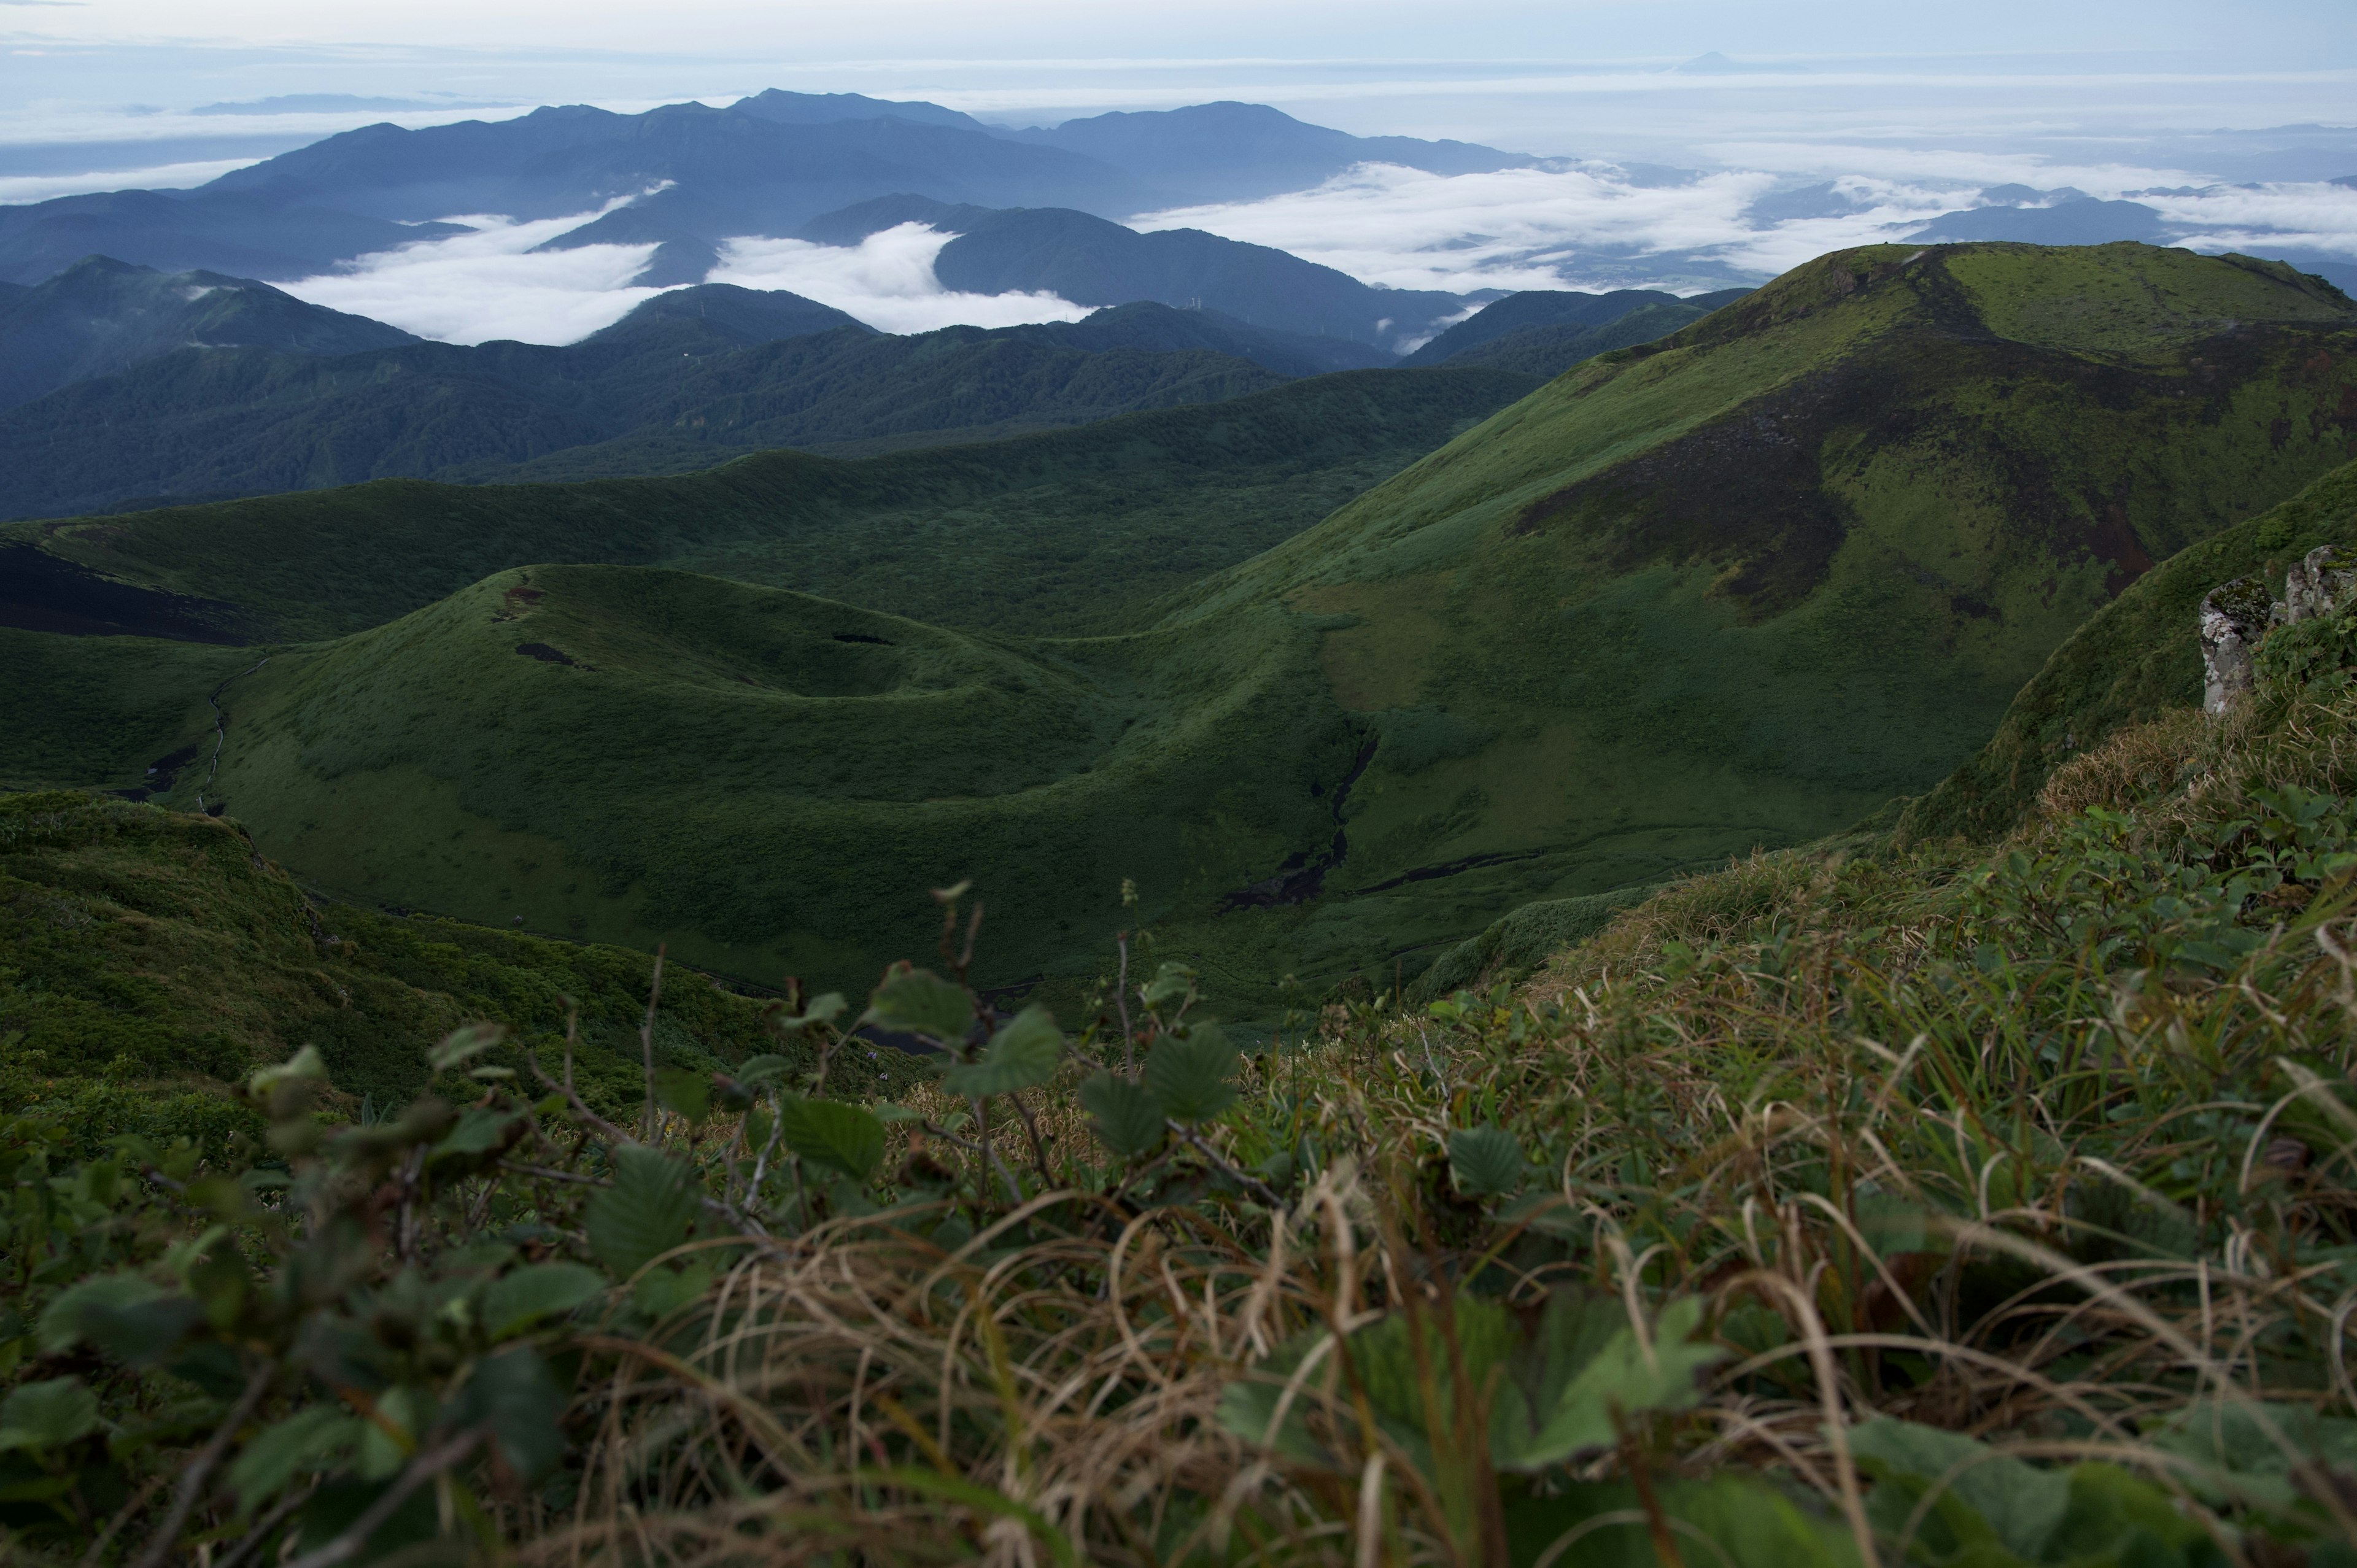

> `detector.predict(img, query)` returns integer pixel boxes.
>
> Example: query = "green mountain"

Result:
[1400,286,1751,368]
[0,289,1395,520]
[7,241,2353,1023]
[1901,457,2357,842]
[0,253,416,411]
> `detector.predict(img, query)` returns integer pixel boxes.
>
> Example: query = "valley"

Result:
[7,239,2351,1028]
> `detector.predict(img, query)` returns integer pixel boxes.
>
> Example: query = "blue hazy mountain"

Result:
[1911,198,2169,245]
[796,195,1472,353]
[1003,101,1543,203]
[1401,287,1747,364]
[0,187,470,290]
[0,254,418,411]
[0,285,1439,519]
[0,91,1542,307]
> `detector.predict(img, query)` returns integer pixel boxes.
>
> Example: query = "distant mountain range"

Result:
[0,91,1544,297]
[0,255,417,411]
[787,195,1473,352]
[0,253,1719,519]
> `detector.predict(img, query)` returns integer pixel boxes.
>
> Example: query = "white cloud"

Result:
[708,224,1093,333]
[276,206,671,344]
[0,156,252,199]
[1135,162,1961,293]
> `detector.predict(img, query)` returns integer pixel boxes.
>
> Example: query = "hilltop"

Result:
[6,242,2352,1021]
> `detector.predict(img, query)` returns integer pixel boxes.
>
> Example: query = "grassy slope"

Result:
[12,243,2355,1025]
[1129,243,2357,1001]
[1900,457,2357,841]
[9,366,1535,643]
[0,790,921,1126]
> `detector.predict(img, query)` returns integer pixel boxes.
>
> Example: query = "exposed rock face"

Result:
[2202,546,2357,714]
[2280,544,2357,626]
[2202,576,2273,714]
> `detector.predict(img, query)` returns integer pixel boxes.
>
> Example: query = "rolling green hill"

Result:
[9,241,2354,1024]
[4,365,1538,643]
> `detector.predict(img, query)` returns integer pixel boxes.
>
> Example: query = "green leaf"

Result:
[775,1096,887,1181]
[428,1022,506,1073]
[36,1273,202,1364]
[1140,962,1198,1010]
[0,1379,98,1453]
[943,1004,1064,1098]
[228,1406,358,1512]
[862,964,972,1043]
[630,1257,716,1321]
[655,1066,712,1124]
[482,1263,607,1340]
[773,992,847,1032]
[1142,1022,1237,1124]
[1851,1418,2070,1561]
[39,1273,160,1353]
[1448,1125,1525,1197]
[430,1105,522,1164]
[451,1348,565,1482]
[735,1053,795,1087]
[584,1146,699,1278]
[1495,1297,1724,1471]
[1080,1073,1167,1159]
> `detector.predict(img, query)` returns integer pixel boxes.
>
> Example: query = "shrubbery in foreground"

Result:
[15,655,2357,1563]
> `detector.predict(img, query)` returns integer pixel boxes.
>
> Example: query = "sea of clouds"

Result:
[261,156,2357,348]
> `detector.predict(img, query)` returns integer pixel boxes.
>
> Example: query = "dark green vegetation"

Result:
[0,288,1409,520]
[16,603,2357,1563]
[2,365,1535,643]
[7,241,2354,1027]
[0,789,923,1124]
[1400,285,1751,371]
[0,255,414,411]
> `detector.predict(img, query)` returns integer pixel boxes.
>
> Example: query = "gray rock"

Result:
[2201,576,2273,714]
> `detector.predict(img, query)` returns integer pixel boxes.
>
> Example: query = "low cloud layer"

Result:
[1136,160,2357,298]
[0,157,252,201]
[271,216,1093,345]
[277,207,671,344]
[709,225,1092,334]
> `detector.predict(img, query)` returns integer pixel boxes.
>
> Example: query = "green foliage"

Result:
[1078,1072,1166,1159]
[941,1004,1064,1099]
[1446,1124,1525,1197]
[583,1146,700,1278]
[862,964,977,1046]
[770,1096,887,1181]
[1140,1022,1239,1124]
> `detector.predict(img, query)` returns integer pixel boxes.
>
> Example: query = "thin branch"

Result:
[280,1431,481,1568]
[640,944,668,1143]
[131,1363,275,1568]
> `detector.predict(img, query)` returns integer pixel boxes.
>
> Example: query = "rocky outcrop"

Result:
[2202,577,2273,713]
[2201,544,2357,713]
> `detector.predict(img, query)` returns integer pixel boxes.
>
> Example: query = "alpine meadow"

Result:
[8,44,2357,1567]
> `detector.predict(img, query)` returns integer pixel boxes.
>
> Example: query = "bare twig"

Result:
[640,944,668,1143]
[130,1362,275,1568]
[281,1431,482,1568]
